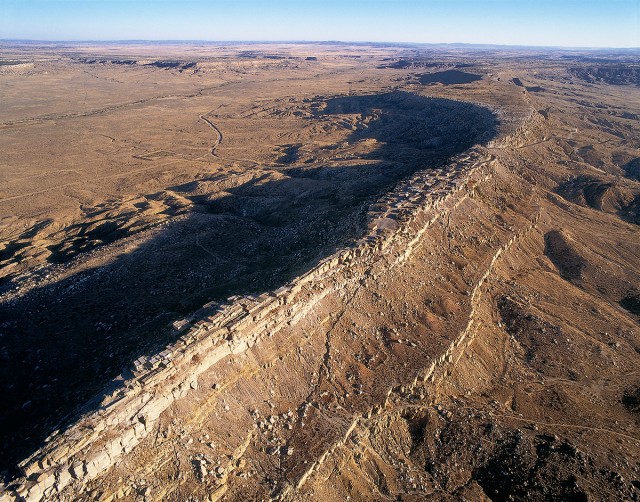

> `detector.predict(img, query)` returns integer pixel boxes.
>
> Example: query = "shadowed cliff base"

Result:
[0,91,497,476]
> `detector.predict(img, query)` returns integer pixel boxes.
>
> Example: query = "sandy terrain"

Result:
[0,42,639,501]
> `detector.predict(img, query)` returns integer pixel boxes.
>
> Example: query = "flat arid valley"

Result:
[1,41,639,501]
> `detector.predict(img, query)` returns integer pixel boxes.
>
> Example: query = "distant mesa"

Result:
[238,51,290,60]
[379,59,474,70]
[78,58,136,65]
[75,58,197,72]
[146,61,197,71]
[419,69,483,85]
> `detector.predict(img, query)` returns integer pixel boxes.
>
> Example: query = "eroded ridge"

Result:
[1,146,495,502]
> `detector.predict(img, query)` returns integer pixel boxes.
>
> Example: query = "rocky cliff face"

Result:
[5,142,501,501]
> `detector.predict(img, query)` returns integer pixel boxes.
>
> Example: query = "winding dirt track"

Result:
[199,113,223,157]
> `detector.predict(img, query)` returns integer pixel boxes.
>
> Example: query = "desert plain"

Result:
[0,42,639,501]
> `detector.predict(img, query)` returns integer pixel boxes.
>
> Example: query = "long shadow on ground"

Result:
[0,91,497,477]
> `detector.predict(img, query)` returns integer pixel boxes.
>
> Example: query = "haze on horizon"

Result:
[1,0,638,49]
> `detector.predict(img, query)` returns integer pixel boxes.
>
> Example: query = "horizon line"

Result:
[1,38,639,51]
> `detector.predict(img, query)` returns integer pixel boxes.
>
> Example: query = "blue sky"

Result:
[1,0,638,48]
